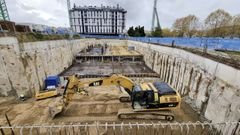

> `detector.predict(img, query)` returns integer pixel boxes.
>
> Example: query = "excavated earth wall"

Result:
[128,40,240,134]
[0,37,127,97]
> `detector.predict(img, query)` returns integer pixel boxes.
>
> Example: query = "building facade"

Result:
[70,5,127,35]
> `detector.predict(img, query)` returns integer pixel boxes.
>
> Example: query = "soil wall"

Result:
[0,37,127,97]
[129,40,240,134]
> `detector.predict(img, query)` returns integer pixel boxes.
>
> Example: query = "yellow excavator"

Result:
[49,74,181,121]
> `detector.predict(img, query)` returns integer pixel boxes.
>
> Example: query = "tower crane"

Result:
[0,0,10,21]
[151,0,161,31]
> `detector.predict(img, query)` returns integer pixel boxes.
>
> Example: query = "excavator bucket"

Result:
[48,97,65,118]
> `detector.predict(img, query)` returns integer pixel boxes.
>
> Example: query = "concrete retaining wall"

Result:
[0,37,126,97]
[129,40,240,134]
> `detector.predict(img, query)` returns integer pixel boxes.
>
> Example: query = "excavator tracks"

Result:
[117,108,174,121]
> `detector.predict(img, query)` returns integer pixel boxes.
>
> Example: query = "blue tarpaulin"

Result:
[44,76,60,89]
[80,35,240,51]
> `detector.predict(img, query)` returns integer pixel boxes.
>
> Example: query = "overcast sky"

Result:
[7,0,240,30]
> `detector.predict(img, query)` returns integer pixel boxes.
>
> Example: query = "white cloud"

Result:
[6,0,240,30]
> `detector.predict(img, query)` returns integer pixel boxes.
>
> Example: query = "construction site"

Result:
[0,37,239,135]
[0,0,240,135]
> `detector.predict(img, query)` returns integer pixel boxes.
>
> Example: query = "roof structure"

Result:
[71,4,127,13]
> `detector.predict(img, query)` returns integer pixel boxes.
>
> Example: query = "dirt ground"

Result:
[0,85,202,127]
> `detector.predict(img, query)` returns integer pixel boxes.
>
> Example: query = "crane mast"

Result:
[67,0,73,37]
[67,0,72,26]
[0,0,10,21]
[151,0,160,31]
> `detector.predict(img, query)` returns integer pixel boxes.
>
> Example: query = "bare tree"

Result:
[172,18,185,37]
[172,15,200,37]
[205,9,232,37]
[185,15,200,37]
[230,14,240,38]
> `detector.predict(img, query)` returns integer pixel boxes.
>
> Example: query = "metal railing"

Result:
[0,121,239,135]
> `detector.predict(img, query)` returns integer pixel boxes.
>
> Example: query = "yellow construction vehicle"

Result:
[49,74,181,121]
[35,76,60,100]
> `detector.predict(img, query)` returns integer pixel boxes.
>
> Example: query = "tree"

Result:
[172,15,200,37]
[127,26,146,37]
[139,26,146,37]
[185,15,200,37]
[127,26,134,36]
[151,26,162,37]
[172,18,185,37]
[162,28,173,37]
[205,9,232,37]
[230,14,240,37]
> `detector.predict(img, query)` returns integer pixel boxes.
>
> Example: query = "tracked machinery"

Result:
[49,74,181,121]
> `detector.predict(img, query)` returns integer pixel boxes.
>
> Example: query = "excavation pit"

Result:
[1,37,239,134]
[59,45,160,78]
[59,61,159,78]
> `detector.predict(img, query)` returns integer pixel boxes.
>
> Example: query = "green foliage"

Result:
[127,26,135,36]
[73,34,80,39]
[139,26,146,37]
[34,33,44,40]
[151,26,163,37]
[127,26,146,37]
[162,28,174,37]
[16,33,81,43]
[64,34,70,39]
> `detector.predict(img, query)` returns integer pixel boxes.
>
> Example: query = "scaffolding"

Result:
[0,0,10,21]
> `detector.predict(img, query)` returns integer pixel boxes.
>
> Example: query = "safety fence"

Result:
[0,122,239,135]
[80,35,240,51]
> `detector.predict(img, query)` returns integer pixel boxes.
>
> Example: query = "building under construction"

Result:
[70,4,127,35]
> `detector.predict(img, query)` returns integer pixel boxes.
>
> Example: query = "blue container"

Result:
[44,76,60,89]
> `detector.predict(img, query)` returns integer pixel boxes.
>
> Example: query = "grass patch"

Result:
[13,33,81,43]
[215,49,240,56]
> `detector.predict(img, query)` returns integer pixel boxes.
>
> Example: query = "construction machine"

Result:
[35,76,60,100]
[49,74,181,121]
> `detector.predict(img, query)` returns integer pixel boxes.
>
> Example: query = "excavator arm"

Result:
[63,74,135,104]
[49,74,181,121]
[49,74,135,118]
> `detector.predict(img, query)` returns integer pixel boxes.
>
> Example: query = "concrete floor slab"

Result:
[59,61,158,78]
